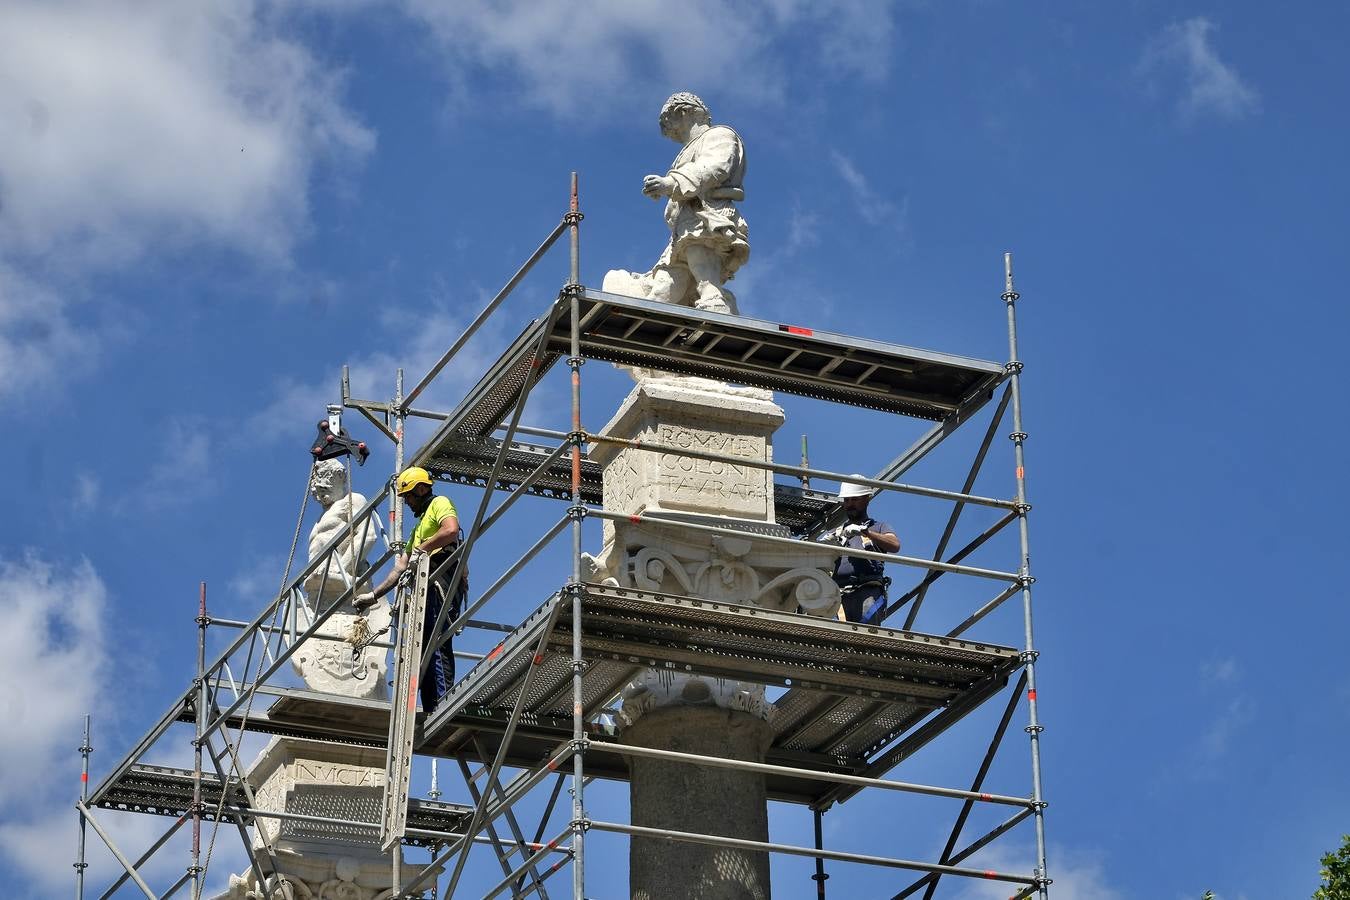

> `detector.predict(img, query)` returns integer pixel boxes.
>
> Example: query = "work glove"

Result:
[842,523,869,539]
[353,592,378,612]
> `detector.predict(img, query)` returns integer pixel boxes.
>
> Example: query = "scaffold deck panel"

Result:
[420,585,1021,802]
[559,289,1006,420]
[93,764,473,848]
[423,435,836,531]
[413,288,1006,470]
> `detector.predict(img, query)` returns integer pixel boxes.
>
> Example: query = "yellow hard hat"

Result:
[396,466,434,495]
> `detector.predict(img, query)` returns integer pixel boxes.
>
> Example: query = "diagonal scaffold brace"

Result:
[380,552,432,855]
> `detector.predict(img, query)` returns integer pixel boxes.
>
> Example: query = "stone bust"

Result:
[603,91,749,315]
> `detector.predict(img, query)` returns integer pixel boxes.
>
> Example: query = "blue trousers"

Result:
[421,570,465,714]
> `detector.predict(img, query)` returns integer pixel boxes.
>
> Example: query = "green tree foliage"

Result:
[1314,834,1350,900]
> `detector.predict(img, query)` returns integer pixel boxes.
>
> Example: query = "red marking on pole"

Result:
[983,870,997,879]
[407,678,418,713]
[1027,689,1037,701]
[546,758,558,771]
[533,653,544,665]
[81,773,88,782]
[629,515,641,524]
[778,324,813,336]
[980,792,992,801]
[1016,466,1024,479]
[487,643,504,661]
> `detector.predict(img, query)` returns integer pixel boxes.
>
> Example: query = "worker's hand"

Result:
[353,592,378,612]
[843,523,869,539]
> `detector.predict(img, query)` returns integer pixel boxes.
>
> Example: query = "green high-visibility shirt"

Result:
[409,495,458,554]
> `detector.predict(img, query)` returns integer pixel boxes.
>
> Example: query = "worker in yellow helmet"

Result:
[359,465,465,713]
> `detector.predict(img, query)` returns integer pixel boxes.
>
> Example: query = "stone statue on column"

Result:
[603,92,749,314]
[290,459,390,701]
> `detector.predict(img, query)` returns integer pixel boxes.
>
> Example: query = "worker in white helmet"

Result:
[359,465,465,713]
[824,476,899,625]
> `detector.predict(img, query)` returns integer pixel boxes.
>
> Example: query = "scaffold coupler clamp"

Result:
[1002,288,1020,304]
[567,430,587,447]
[563,210,584,226]
[1019,649,1040,664]
[1017,572,1036,588]
[1014,501,1032,515]
[1008,430,1028,443]
[1004,359,1024,374]
[566,505,589,522]
[561,282,585,300]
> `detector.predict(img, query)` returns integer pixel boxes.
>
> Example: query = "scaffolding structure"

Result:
[77,175,1050,899]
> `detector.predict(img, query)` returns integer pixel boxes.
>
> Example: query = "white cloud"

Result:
[0,554,108,808]
[831,150,910,233]
[0,262,96,402]
[0,0,375,264]
[1138,18,1260,121]
[1198,696,1252,762]
[1200,656,1238,685]
[401,0,899,116]
[127,416,218,512]
[951,841,1122,900]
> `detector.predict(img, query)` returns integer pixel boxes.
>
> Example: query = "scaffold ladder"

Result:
[380,553,431,852]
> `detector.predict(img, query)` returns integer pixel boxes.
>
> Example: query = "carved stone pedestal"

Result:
[624,707,774,900]
[585,374,837,900]
[216,738,421,900]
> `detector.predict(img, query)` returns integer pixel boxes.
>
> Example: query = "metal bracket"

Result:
[1008,431,1028,443]
[1024,724,1044,735]
[1004,360,1024,374]
[566,505,589,522]
[1002,290,1020,304]
[1017,574,1037,588]
[560,282,585,299]
[1019,649,1040,664]
[562,211,584,226]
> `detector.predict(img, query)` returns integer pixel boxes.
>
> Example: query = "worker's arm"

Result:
[361,552,409,606]
[417,515,461,555]
[867,526,899,554]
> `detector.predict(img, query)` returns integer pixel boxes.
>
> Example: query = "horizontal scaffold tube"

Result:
[585,431,1018,510]
[590,509,1020,583]
[585,742,1032,807]
[586,820,1037,885]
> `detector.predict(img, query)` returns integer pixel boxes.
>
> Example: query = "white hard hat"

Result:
[837,476,874,500]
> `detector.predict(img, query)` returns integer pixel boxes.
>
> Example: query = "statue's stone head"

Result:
[309,458,349,507]
[659,91,710,138]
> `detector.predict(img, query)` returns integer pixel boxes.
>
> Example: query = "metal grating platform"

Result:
[416,289,1004,448]
[180,589,1018,806]
[421,584,1021,805]
[562,289,1007,420]
[93,764,473,848]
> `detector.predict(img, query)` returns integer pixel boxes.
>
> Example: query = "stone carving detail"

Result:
[603,92,748,315]
[214,739,421,900]
[290,460,388,700]
[589,374,841,730]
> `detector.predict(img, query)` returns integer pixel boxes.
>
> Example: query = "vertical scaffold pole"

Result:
[391,367,405,898]
[811,809,828,899]
[191,582,208,899]
[75,714,92,900]
[1003,252,1049,898]
[566,171,586,900]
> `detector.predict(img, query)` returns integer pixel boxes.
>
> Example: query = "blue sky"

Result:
[2,1,1347,897]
